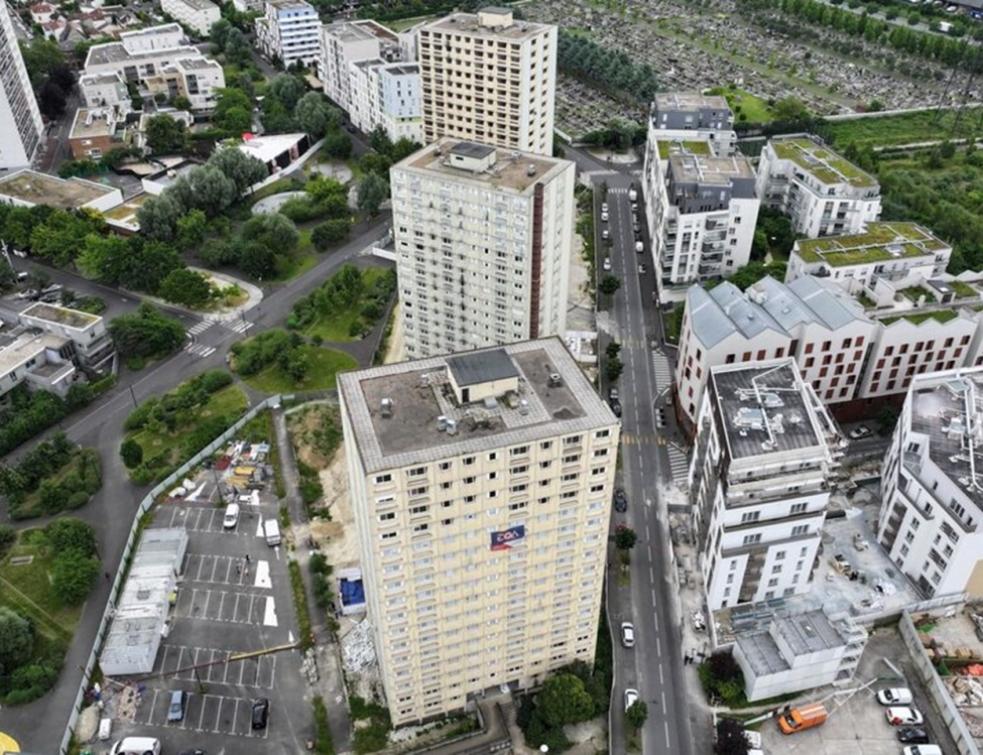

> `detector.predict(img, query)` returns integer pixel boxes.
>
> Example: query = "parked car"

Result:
[15,289,36,299]
[849,425,872,440]
[903,747,942,755]
[601,202,609,213]
[178,750,206,755]
[613,488,628,512]
[886,707,924,726]
[602,228,610,241]
[624,688,639,713]
[609,387,619,401]
[628,187,638,202]
[897,727,930,744]
[601,211,609,222]
[638,263,647,274]
[877,688,913,705]
[603,258,612,272]
[223,502,240,529]
[621,622,635,648]
[635,241,644,253]
[251,698,270,729]
[110,738,161,755]
[167,690,186,722]
[609,398,622,417]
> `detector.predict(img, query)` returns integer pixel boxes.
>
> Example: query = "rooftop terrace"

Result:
[654,91,730,112]
[772,136,878,188]
[657,138,712,159]
[669,153,754,184]
[796,222,949,266]
[0,170,116,209]
[21,303,100,329]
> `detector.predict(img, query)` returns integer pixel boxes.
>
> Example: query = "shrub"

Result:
[121,439,144,468]
[0,525,15,557]
[313,696,335,755]
[44,517,96,556]
[289,560,313,650]
[51,550,100,606]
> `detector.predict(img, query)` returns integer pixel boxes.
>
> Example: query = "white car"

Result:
[624,688,639,713]
[603,258,612,272]
[601,202,609,213]
[849,425,872,440]
[110,738,161,755]
[602,229,610,241]
[621,621,635,648]
[885,707,924,726]
[904,747,942,755]
[635,241,644,253]
[223,502,240,529]
[877,687,913,705]
[601,211,609,222]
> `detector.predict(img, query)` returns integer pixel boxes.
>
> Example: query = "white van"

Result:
[110,737,161,755]
[263,518,281,546]
[223,502,240,529]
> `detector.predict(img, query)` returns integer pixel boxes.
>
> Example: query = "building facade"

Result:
[756,135,881,238]
[390,139,574,358]
[0,1,45,172]
[160,0,220,37]
[255,0,321,69]
[338,338,619,724]
[877,367,983,598]
[318,19,401,110]
[79,72,131,110]
[417,8,556,156]
[688,359,843,611]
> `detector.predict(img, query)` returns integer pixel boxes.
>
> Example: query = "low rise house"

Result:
[68,106,126,159]
[160,0,220,36]
[79,71,131,110]
[236,132,311,175]
[0,169,122,212]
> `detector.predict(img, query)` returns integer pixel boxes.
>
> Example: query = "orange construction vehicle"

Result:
[777,702,828,735]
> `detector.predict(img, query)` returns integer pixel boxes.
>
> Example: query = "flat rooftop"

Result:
[710,360,822,460]
[423,11,550,40]
[668,153,754,184]
[384,62,419,76]
[795,221,949,267]
[401,138,568,193]
[121,22,182,39]
[655,91,730,112]
[736,609,848,675]
[772,136,878,188]
[0,170,116,208]
[657,138,712,159]
[175,56,220,71]
[21,302,100,329]
[337,338,617,473]
[70,108,118,140]
[172,0,216,10]
[85,41,202,66]
[326,18,397,43]
[0,331,63,376]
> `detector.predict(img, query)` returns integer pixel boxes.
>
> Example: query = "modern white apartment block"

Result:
[877,367,983,598]
[417,8,556,156]
[347,60,423,143]
[119,22,185,52]
[733,608,867,701]
[154,57,225,111]
[756,135,881,238]
[648,91,737,158]
[689,359,843,611]
[160,0,220,37]
[255,0,321,69]
[647,148,759,299]
[338,338,619,725]
[390,139,574,358]
[0,1,45,171]
[675,275,875,430]
[787,221,952,295]
[79,72,131,110]
[319,19,401,110]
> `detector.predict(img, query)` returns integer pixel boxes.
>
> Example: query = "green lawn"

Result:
[0,529,79,641]
[664,305,684,345]
[900,286,936,304]
[825,109,983,150]
[303,267,390,342]
[951,280,979,299]
[129,384,248,468]
[882,309,959,325]
[707,86,774,124]
[383,14,438,31]
[244,345,357,394]
[272,249,318,283]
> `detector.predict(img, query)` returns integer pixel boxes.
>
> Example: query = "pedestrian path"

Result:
[652,350,673,388]
[666,443,690,484]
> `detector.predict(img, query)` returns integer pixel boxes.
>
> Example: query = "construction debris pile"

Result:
[342,618,377,674]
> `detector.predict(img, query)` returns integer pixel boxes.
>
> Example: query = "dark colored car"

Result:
[609,399,622,417]
[613,489,628,513]
[897,728,930,744]
[252,698,270,730]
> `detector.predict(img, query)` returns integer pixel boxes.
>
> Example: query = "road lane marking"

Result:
[263,595,278,627]
[659,663,665,684]
[664,720,671,748]
[254,560,271,589]
[656,637,662,657]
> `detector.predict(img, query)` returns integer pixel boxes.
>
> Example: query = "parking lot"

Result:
[105,486,310,755]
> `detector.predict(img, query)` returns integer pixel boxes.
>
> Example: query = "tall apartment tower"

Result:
[255,0,321,69]
[0,2,45,171]
[390,138,574,359]
[338,338,620,724]
[417,8,556,156]
[877,367,983,598]
[689,359,844,611]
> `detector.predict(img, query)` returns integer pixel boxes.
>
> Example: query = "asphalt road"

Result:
[600,175,695,755]
[0,213,391,754]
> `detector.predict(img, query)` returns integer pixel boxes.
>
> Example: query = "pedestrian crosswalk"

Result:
[652,349,674,389]
[607,186,629,195]
[666,442,690,484]
[188,320,213,337]
[226,320,254,334]
[185,342,216,358]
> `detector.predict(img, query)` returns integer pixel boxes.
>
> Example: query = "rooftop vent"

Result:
[446,418,458,435]
[380,398,393,418]
[519,399,529,415]
[887,244,903,257]
[526,164,537,176]
[548,372,562,387]
[437,415,448,432]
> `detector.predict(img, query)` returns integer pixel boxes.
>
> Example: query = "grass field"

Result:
[825,109,983,150]
[708,87,774,124]
[244,345,357,393]
[303,267,391,342]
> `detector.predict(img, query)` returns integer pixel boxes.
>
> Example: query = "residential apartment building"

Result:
[319,19,401,110]
[338,338,619,724]
[146,57,225,111]
[79,72,131,110]
[0,1,45,171]
[417,8,556,156]
[877,367,983,598]
[255,0,321,69]
[647,91,737,159]
[786,221,952,295]
[347,60,423,143]
[647,148,759,299]
[160,0,220,36]
[756,135,881,238]
[119,22,185,51]
[689,359,843,611]
[69,107,125,159]
[390,139,574,358]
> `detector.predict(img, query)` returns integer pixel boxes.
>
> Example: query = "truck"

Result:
[778,702,828,734]
[263,518,281,546]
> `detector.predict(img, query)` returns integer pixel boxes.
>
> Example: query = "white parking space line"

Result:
[263,596,278,627]
[255,517,264,537]
[144,689,159,725]
[254,560,271,589]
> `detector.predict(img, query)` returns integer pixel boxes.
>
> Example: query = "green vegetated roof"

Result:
[881,309,960,326]
[657,138,712,158]
[771,137,877,188]
[795,222,948,267]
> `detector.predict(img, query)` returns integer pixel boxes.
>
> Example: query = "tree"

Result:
[771,96,809,123]
[357,173,389,216]
[241,213,299,257]
[720,261,787,291]
[145,114,188,155]
[48,64,77,93]
[209,17,232,51]
[311,218,351,250]
[38,80,67,120]
[240,243,278,279]
[876,406,899,436]
[296,92,339,138]
[322,130,353,159]
[207,147,268,193]
[0,608,33,675]
[615,525,637,550]
[44,518,96,555]
[714,718,750,755]
[214,87,253,134]
[707,650,743,686]
[185,165,238,216]
[0,258,17,293]
[626,700,648,730]
[19,38,65,87]
[120,438,143,469]
[267,74,306,111]
[599,275,621,295]
[137,193,184,241]
[176,209,208,250]
[606,354,623,382]
[535,673,594,727]
[109,303,186,357]
[51,550,99,606]
[158,268,212,308]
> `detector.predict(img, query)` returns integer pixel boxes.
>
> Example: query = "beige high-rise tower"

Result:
[417,7,556,156]
[338,338,619,725]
